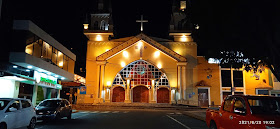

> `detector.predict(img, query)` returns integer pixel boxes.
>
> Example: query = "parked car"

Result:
[35,98,72,120]
[0,98,36,129]
[206,95,280,129]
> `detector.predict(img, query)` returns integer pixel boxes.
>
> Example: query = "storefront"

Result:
[0,63,64,105]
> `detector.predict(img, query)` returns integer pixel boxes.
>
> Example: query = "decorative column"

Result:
[171,87,176,103]
[124,78,132,103]
[182,65,187,100]
[177,65,182,101]
[149,78,156,103]
[177,62,188,102]
[105,86,110,103]
[96,61,107,103]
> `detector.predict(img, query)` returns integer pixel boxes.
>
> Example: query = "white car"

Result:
[0,98,36,129]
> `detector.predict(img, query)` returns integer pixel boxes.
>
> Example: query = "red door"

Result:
[133,86,149,103]
[112,87,125,102]
[157,88,170,103]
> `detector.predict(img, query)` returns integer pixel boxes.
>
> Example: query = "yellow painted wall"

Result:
[105,41,178,89]
[196,57,221,106]
[85,40,122,103]
[244,67,273,95]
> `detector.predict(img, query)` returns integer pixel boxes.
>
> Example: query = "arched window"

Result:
[112,73,125,87]
[100,20,108,30]
[112,60,169,88]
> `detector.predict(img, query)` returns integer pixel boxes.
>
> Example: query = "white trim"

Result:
[243,70,246,95]
[255,89,270,95]
[219,66,223,104]
[197,87,211,106]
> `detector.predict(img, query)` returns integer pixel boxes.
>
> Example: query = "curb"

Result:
[72,110,79,113]
[182,112,206,122]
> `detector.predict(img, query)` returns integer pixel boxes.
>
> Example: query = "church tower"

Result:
[83,0,113,41]
[169,0,193,42]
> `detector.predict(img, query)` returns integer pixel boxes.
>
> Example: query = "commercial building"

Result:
[0,20,76,105]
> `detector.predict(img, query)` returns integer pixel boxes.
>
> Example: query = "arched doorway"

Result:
[133,86,149,103]
[157,88,170,103]
[112,86,125,102]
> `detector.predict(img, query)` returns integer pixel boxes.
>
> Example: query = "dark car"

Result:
[35,98,72,120]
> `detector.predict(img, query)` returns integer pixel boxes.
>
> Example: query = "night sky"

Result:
[3,0,280,77]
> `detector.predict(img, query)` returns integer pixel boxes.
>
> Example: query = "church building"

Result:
[80,0,279,107]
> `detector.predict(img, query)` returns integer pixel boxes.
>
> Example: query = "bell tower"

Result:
[83,0,113,41]
[169,0,193,42]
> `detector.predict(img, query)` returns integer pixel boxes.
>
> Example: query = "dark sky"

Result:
[4,0,280,76]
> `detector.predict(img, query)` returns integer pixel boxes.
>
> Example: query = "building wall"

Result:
[196,57,221,106]
[85,34,200,104]
[244,67,273,95]
[0,79,19,98]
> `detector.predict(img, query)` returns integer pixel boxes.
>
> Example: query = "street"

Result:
[28,110,208,129]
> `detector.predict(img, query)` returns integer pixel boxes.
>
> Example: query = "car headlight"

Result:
[46,111,56,114]
[265,126,278,129]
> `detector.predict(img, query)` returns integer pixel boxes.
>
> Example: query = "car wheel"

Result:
[209,121,217,129]
[27,118,36,129]
[0,123,7,129]
[55,113,61,120]
[67,112,72,120]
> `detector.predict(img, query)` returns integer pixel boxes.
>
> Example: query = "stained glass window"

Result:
[156,73,170,87]
[112,74,125,87]
[113,60,168,88]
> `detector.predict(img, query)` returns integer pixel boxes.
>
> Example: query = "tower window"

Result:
[180,1,186,11]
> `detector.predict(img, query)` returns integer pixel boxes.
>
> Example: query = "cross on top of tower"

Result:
[136,15,148,32]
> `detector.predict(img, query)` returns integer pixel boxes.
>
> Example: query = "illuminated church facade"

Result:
[80,0,279,107]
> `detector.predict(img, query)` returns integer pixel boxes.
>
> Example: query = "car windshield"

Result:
[0,100,10,110]
[38,100,61,107]
[248,97,280,115]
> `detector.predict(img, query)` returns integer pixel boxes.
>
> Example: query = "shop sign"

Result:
[34,71,60,89]
[40,77,57,85]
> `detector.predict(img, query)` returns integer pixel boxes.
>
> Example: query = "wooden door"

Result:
[198,89,209,107]
[112,87,125,102]
[157,88,170,103]
[133,86,149,103]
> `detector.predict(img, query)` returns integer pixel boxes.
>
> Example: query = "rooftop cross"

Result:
[136,15,148,32]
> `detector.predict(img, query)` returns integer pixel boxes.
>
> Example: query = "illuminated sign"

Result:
[40,77,57,85]
[34,71,61,89]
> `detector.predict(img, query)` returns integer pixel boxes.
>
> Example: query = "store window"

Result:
[33,39,43,58]
[221,70,243,87]
[25,43,33,55]
[57,51,63,68]
[256,89,269,95]
[221,70,232,87]
[52,48,58,65]
[63,55,69,71]
[233,71,243,87]
[42,41,52,61]
[25,37,74,73]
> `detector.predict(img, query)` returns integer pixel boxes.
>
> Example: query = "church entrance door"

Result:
[133,86,149,103]
[112,87,125,102]
[157,88,170,103]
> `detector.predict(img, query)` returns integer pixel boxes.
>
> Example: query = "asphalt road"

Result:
[23,110,208,129]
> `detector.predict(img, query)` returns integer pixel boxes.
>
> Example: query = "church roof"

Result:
[96,33,187,62]
[149,36,172,42]
[110,36,134,42]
